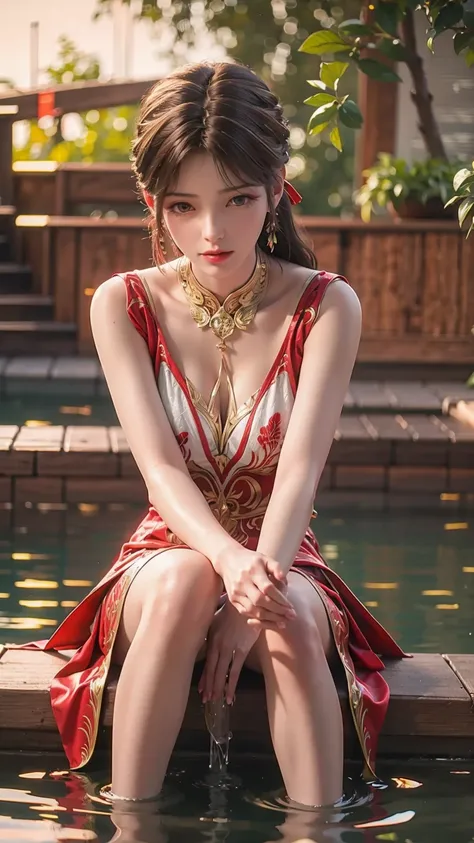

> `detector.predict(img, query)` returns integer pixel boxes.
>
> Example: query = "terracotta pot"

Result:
[389,196,457,220]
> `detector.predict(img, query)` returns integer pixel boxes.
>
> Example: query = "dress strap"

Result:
[134,270,159,327]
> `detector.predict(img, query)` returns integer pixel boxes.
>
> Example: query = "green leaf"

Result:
[304,93,337,107]
[338,100,364,129]
[306,80,332,92]
[320,61,349,90]
[466,48,474,68]
[308,121,330,136]
[378,37,410,62]
[299,29,349,55]
[453,168,473,191]
[453,30,472,55]
[433,3,463,34]
[308,102,339,128]
[357,58,401,82]
[458,197,474,226]
[330,126,343,152]
[374,2,401,37]
[338,18,373,36]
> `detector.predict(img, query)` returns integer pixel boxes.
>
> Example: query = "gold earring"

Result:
[266,217,277,252]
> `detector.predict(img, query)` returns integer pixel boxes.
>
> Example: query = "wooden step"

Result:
[0,648,473,758]
[0,294,54,320]
[0,262,32,293]
[0,321,76,355]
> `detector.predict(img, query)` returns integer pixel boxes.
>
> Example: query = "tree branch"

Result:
[401,9,447,160]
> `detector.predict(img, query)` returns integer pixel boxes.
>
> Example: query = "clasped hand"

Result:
[198,547,296,705]
[213,545,296,627]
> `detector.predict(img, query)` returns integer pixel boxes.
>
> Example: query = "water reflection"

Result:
[0,754,473,842]
[0,508,472,653]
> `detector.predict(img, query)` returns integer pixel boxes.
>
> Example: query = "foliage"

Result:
[445,160,474,236]
[298,1,474,157]
[355,153,462,220]
[13,38,137,165]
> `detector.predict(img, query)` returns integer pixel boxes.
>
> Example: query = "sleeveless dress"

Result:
[16,267,405,775]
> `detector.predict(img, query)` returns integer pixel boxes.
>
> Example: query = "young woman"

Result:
[21,59,404,809]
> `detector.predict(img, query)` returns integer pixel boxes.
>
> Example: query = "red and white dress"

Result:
[20,267,405,774]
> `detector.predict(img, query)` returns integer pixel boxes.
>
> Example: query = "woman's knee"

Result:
[140,549,222,629]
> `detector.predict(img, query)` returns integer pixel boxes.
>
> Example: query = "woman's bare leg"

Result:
[245,571,344,807]
[110,549,222,800]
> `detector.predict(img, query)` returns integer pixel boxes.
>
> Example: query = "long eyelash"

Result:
[167,194,257,215]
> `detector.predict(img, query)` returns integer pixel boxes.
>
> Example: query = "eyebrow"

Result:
[165,183,259,197]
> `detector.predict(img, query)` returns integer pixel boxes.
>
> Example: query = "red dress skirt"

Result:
[16,267,406,774]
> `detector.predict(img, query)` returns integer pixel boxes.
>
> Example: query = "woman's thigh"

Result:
[112,547,222,665]
[244,569,337,673]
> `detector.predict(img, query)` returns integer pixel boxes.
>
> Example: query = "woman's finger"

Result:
[210,651,233,702]
[201,645,220,702]
[225,649,246,705]
[252,570,295,611]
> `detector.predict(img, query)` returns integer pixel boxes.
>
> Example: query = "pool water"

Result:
[1,510,473,841]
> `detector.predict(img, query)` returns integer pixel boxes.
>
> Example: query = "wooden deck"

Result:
[1,401,474,515]
[0,647,473,759]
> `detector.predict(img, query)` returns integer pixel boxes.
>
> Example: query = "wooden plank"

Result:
[362,414,412,440]
[349,382,395,410]
[37,451,118,477]
[334,465,385,490]
[1,650,472,757]
[386,383,441,411]
[388,466,447,492]
[65,477,146,503]
[63,426,110,452]
[0,425,19,448]
[109,426,130,453]
[53,228,78,323]
[14,477,63,503]
[444,654,474,705]
[13,426,64,452]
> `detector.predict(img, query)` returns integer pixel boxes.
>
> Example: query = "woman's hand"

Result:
[212,544,296,625]
[199,601,284,706]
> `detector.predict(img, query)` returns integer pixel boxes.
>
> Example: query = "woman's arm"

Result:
[255,279,362,574]
[90,276,239,567]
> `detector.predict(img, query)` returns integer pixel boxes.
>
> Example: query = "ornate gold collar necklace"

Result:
[176,248,268,351]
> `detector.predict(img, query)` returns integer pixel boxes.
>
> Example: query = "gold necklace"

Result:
[176,248,269,455]
[177,248,268,351]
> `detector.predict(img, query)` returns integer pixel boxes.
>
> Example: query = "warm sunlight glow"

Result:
[12,553,53,561]
[19,600,59,608]
[62,580,93,587]
[24,420,52,427]
[363,582,399,590]
[14,580,58,589]
[59,406,92,416]
[364,601,379,608]
[15,215,50,228]
[444,522,469,530]
[440,493,460,501]
[61,600,79,608]
[421,590,454,597]
[435,603,459,610]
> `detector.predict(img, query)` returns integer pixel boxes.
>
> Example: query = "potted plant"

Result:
[355,154,464,222]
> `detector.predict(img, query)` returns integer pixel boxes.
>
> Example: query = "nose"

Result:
[202,211,225,244]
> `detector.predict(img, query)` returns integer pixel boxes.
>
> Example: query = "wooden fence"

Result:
[15,214,474,362]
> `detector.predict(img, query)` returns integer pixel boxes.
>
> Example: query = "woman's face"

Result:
[161,150,284,276]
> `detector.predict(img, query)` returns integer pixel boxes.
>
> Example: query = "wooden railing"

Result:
[15,214,474,362]
[13,162,139,216]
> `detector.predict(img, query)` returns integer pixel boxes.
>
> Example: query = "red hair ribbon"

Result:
[284,179,302,205]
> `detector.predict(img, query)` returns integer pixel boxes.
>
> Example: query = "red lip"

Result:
[202,251,232,255]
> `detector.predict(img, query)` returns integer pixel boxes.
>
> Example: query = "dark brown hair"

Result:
[131,60,317,271]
